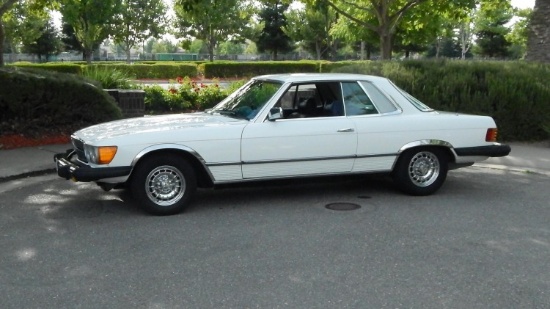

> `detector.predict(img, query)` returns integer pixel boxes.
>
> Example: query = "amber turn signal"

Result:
[486,128,498,142]
[98,146,118,164]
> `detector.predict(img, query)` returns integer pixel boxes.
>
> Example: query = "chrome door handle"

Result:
[337,128,355,133]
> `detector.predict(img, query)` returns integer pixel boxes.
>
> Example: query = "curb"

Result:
[0,168,56,184]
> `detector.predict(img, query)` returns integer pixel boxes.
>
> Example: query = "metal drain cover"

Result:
[325,202,361,211]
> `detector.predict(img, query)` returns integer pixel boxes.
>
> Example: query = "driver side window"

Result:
[276,82,343,119]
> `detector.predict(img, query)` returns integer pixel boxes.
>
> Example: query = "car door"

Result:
[343,81,402,173]
[240,82,357,179]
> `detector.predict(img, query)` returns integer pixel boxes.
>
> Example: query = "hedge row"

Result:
[11,62,198,79]
[0,67,121,136]
[88,63,198,79]
[4,60,550,141]
[332,60,550,141]
[201,61,320,78]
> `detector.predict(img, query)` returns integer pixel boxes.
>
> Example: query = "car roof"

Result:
[253,73,389,83]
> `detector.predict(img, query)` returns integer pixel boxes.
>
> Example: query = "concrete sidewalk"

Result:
[0,142,549,181]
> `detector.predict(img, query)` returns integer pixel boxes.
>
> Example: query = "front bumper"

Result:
[454,144,511,157]
[54,150,132,182]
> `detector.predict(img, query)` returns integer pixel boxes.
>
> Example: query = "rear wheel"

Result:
[130,154,196,215]
[392,148,448,196]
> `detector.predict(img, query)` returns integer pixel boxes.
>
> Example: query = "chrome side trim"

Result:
[211,169,391,185]
[239,153,396,165]
[399,140,454,153]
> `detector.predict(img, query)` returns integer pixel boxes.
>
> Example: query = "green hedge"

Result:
[202,61,319,78]
[11,62,83,74]
[87,63,198,79]
[0,67,121,136]
[332,60,550,141]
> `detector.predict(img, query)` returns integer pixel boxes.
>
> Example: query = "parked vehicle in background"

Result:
[55,73,511,215]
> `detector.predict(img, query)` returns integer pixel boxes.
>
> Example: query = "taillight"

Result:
[486,128,498,142]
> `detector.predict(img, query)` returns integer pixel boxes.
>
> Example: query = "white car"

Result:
[55,73,511,215]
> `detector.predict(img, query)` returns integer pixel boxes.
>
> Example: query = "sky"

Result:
[511,0,535,9]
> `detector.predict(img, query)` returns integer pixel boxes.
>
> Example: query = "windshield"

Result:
[209,80,283,120]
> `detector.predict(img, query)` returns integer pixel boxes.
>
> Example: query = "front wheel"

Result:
[130,154,197,215]
[392,148,449,196]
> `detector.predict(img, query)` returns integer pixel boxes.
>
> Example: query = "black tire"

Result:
[130,154,197,215]
[392,148,449,196]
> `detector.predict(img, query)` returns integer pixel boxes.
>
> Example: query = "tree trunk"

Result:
[360,41,365,60]
[126,42,132,64]
[315,41,322,60]
[84,48,93,64]
[0,20,5,66]
[366,44,371,60]
[379,33,393,60]
[526,0,550,62]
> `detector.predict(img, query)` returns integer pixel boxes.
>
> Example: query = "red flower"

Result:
[176,76,184,84]
[168,88,177,94]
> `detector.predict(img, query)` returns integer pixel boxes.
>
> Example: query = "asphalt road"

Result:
[1,167,549,309]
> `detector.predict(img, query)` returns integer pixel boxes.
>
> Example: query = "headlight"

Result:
[84,144,118,164]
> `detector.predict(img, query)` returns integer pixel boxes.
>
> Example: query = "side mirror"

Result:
[268,107,283,121]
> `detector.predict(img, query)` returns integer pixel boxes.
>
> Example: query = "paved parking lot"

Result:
[1,166,549,308]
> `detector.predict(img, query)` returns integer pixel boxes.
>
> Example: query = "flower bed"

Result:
[0,134,70,150]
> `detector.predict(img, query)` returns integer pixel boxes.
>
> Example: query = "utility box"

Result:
[105,89,145,118]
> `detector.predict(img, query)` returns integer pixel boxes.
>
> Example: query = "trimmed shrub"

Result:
[89,63,198,79]
[143,78,238,113]
[12,62,83,74]
[333,60,550,141]
[202,61,319,78]
[0,67,121,137]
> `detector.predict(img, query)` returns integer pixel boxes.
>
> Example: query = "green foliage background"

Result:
[331,60,550,141]
[0,67,121,136]
[2,60,549,141]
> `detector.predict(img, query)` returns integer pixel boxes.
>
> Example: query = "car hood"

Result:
[74,113,246,142]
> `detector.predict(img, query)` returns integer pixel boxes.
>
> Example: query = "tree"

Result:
[256,0,294,60]
[0,0,18,65]
[525,0,550,62]
[22,19,62,61]
[217,41,245,56]
[310,0,476,60]
[474,0,513,58]
[59,0,120,64]
[2,0,49,63]
[506,8,532,59]
[174,0,252,62]
[151,39,178,53]
[1,0,51,65]
[285,1,339,60]
[111,0,167,63]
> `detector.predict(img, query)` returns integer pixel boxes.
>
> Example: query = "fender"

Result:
[131,144,216,182]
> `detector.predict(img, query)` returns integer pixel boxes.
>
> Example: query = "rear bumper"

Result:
[54,150,132,182]
[454,144,511,158]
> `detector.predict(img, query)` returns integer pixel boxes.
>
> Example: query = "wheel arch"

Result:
[130,144,215,188]
[397,139,456,165]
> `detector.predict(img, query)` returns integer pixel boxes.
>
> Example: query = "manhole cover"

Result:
[325,202,361,211]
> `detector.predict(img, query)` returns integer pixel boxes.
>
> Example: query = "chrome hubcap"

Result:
[145,166,185,206]
[408,151,440,187]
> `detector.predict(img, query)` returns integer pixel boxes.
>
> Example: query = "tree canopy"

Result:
[59,0,120,64]
[174,0,252,61]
